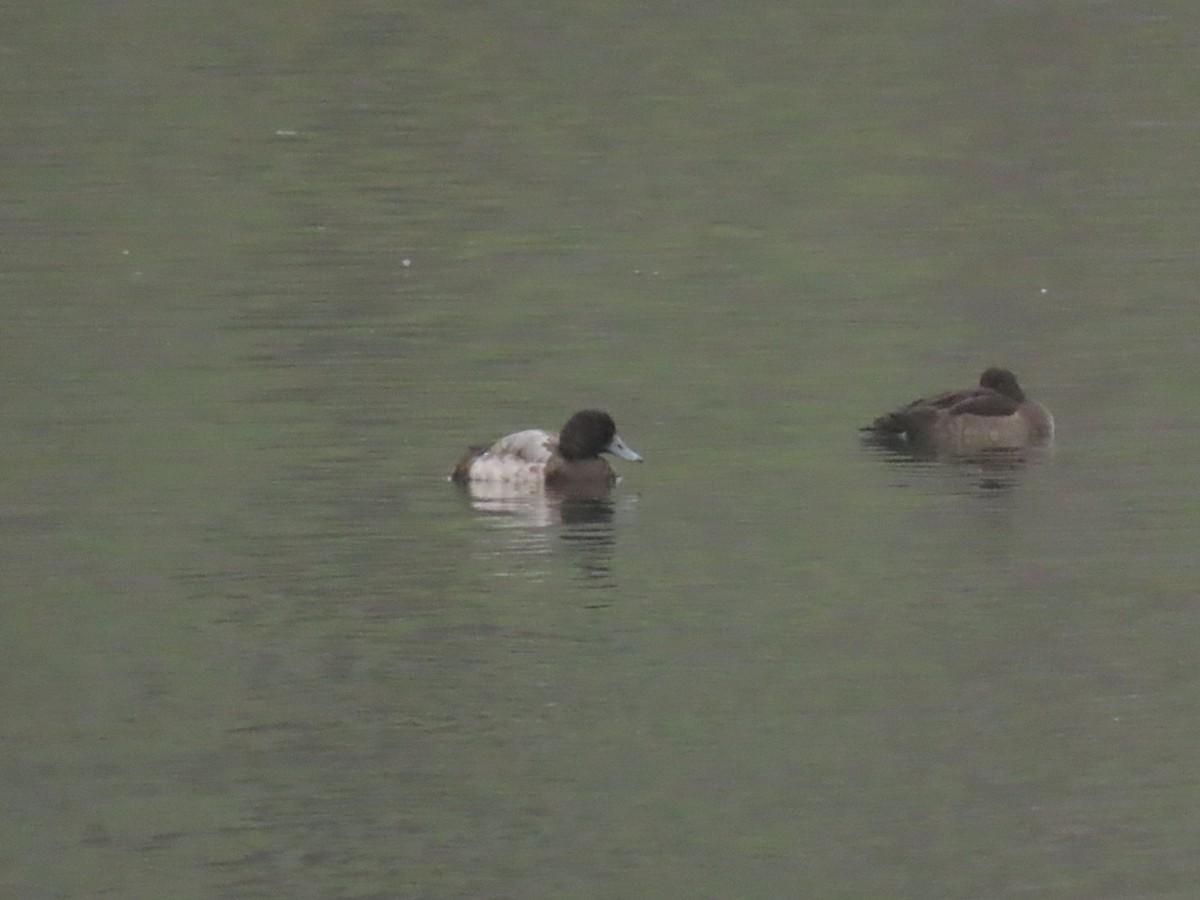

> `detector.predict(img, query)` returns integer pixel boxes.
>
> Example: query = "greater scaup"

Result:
[862,367,1054,454]
[451,409,642,488]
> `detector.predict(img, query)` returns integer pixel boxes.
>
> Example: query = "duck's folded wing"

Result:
[868,386,973,431]
[911,386,992,411]
[867,386,995,432]
[948,392,1020,417]
[486,429,556,463]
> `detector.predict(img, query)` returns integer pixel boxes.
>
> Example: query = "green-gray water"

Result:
[4,3,1200,897]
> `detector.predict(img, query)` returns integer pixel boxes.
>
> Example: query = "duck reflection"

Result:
[862,439,1053,492]
[458,480,630,589]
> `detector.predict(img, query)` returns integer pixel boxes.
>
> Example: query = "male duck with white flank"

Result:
[862,367,1054,455]
[451,409,642,488]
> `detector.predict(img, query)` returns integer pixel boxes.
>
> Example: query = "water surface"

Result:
[4,2,1200,897]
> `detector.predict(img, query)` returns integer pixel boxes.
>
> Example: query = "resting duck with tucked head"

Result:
[862,367,1054,455]
[451,409,642,488]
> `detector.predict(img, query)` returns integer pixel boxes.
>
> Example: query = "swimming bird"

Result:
[452,409,642,488]
[862,367,1054,454]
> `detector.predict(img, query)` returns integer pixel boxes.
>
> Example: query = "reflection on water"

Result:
[456,481,636,592]
[861,437,1056,492]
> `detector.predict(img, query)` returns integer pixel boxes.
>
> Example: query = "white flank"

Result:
[468,429,555,485]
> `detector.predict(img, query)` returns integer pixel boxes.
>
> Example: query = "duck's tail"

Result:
[859,406,938,438]
[449,445,488,483]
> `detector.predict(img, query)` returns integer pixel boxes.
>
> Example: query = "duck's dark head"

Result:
[979,367,1025,402]
[558,410,642,462]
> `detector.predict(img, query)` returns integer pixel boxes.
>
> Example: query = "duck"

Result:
[862,367,1054,454]
[451,409,642,488]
